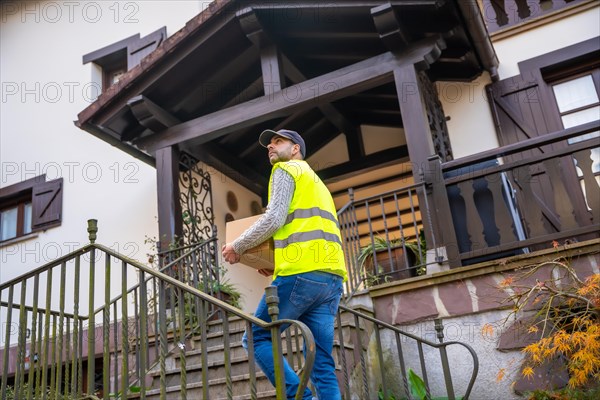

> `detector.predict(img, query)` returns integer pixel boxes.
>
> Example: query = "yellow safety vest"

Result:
[268,160,347,281]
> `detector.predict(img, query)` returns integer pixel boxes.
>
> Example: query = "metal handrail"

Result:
[96,242,315,400]
[336,304,479,400]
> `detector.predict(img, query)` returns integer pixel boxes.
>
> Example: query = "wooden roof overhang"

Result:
[76,0,498,196]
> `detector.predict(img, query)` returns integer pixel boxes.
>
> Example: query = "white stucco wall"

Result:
[437,74,499,159]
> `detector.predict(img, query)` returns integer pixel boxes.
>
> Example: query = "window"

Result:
[551,70,600,206]
[0,197,32,241]
[82,27,166,92]
[0,175,63,243]
[552,73,600,143]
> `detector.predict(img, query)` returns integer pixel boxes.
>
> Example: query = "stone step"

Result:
[143,372,277,399]
[153,342,306,384]
[214,390,276,400]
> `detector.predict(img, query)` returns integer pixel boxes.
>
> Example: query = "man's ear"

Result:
[292,143,300,156]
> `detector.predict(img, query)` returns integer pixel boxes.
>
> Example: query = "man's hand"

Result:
[257,268,273,277]
[222,243,241,264]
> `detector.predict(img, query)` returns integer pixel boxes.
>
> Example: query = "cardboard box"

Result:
[225,215,274,270]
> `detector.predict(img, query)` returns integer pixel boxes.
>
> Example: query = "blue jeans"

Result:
[242,271,344,400]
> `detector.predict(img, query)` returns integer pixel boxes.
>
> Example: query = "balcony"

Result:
[339,120,599,294]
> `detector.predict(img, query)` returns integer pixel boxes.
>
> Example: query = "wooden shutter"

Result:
[32,178,63,230]
[487,72,591,237]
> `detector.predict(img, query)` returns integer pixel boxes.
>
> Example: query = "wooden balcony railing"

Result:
[425,120,600,267]
[480,0,589,33]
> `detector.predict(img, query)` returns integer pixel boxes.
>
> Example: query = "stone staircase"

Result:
[138,305,368,400]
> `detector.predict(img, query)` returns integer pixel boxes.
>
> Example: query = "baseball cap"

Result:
[259,129,306,158]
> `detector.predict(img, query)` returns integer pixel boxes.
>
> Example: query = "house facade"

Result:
[1,1,599,399]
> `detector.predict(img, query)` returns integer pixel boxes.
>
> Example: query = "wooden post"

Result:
[394,64,441,258]
[394,64,434,181]
[425,156,461,268]
[156,146,183,250]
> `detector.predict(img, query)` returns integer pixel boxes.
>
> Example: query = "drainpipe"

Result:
[455,0,500,81]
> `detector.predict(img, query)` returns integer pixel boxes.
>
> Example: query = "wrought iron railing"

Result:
[335,305,479,400]
[154,235,225,321]
[337,183,443,296]
[0,220,315,400]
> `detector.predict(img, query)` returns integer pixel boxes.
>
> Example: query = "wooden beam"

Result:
[345,126,365,160]
[395,65,437,248]
[128,95,180,132]
[128,94,267,194]
[236,7,268,47]
[75,121,155,167]
[260,45,285,96]
[136,36,444,152]
[371,3,411,53]
[237,7,285,96]
[238,7,363,159]
[319,146,409,182]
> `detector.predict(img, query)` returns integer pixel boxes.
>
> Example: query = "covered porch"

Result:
[75,0,599,293]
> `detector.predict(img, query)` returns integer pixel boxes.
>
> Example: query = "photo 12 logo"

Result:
[2,81,102,104]
[1,161,140,185]
[1,1,140,24]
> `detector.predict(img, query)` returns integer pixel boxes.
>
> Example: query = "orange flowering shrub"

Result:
[501,244,600,390]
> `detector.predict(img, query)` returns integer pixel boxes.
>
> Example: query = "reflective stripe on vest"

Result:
[273,230,342,249]
[283,207,339,227]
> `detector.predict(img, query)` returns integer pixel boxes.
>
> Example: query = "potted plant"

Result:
[357,231,426,286]
[202,277,243,309]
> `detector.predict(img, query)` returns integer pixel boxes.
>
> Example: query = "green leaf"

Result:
[129,385,142,393]
[408,368,427,400]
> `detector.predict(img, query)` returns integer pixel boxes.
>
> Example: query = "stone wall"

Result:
[363,239,599,399]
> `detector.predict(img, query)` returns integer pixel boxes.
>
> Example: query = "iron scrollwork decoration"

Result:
[419,71,453,162]
[179,152,215,245]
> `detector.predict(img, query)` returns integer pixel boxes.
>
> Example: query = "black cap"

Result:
[259,129,306,158]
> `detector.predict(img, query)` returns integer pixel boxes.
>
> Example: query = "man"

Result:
[222,129,347,400]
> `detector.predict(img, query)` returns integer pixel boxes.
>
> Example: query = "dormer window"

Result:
[83,27,166,92]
